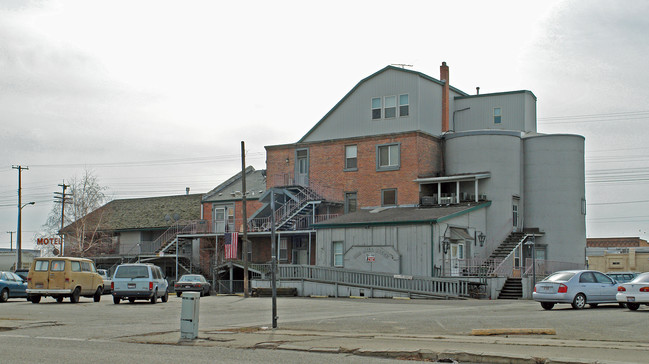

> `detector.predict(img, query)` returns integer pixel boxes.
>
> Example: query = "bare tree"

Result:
[41,169,113,257]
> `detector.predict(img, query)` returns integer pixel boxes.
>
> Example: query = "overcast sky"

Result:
[2,0,649,250]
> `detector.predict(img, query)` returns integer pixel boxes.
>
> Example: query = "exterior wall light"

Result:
[442,238,451,254]
[478,232,486,247]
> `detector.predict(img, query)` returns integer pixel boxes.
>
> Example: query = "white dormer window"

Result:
[494,107,502,124]
[384,96,397,118]
[372,98,382,119]
[399,94,409,116]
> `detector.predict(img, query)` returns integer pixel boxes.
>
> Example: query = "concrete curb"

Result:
[471,328,557,336]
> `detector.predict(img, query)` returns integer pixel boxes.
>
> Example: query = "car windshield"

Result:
[629,273,649,284]
[179,275,201,282]
[544,272,576,282]
[115,266,149,278]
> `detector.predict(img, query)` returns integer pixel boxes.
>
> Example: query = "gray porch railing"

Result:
[254,264,470,298]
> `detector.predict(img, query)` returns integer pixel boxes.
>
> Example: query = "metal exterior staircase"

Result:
[498,277,523,299]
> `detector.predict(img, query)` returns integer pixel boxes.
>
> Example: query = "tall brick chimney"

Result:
[440,61,450,132]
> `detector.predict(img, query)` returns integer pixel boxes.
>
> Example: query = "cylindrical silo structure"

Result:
[524,134,586,266]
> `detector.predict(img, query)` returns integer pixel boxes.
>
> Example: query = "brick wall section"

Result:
[265,131,443,207]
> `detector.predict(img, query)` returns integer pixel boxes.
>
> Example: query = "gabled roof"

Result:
[314,202,490,228]
[62,194,204,233]
[202,166,267,203]
[298,65,469,143]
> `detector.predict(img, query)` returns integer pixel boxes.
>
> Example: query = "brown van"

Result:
[26,257,104,304]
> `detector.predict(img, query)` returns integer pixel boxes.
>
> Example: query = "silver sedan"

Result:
[533,270,620,310]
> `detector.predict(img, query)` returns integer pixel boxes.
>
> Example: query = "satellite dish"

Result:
[165,214,171,221]
[173,213,180,221]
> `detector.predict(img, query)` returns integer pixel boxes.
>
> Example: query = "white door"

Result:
[450,243,464,276]
[296,149,309,186]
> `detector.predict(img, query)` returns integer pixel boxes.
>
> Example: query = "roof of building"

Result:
[314,202,490,228]
[298,65,469,143]
[202,166,267,203]
[62,194,204,233]
[586,237,649,248]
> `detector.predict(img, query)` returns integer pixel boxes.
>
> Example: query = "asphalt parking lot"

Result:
[1,295,649,363]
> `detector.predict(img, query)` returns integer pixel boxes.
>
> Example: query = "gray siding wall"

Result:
[302,69,448,142]
[523,134,586,266]
[445,133,524,258]
[118,231,141,255]
[454,92,535,133]
[316,224,433,276]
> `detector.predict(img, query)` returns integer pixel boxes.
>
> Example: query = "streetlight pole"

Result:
[16,202,35,269]
[12,165,28,269]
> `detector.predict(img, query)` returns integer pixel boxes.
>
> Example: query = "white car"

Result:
[97,269,112,294]
[616,272,649,311]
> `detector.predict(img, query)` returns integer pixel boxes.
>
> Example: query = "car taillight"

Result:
[557,284,568,293]
[174,283,179,288]
[27,277,31,282]
[65,278,70,283]
[111,282,114,290]
[533,286,536,293]
[640,287,649,292]
[618,286,627,292]
[149,281,153,291]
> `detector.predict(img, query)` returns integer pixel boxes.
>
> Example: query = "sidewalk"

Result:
[121,326,648,364]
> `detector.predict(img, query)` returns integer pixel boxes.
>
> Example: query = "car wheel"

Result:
[70,287,80,303]
[93,288,102,302]
[541,302,554,310]
[161,290,168,303]
[571,293,586,309]
[30,295,41,304]
[627,302,640,311]
[205,289,210,297]
[176,292,182,297]
[113,296,120,304]
[150,290,157,304]
[56,297,64,303]
[128,298,135,303]
[0,288,8,303]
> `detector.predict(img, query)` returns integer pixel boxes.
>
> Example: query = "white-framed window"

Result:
[280,238,288,261]
[399,94,409,116]
[494,107,502,124]
[345,145,357,170]
[377,143,400,170]
[384,95,397,118]
[371,97,382,119]
[512,204,518,227]
[333,241,344,267]
[381,188,397,206]
[345,192,357,213]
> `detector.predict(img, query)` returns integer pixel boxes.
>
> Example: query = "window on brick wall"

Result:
[280,238,288,261]
[345,145,357,170]
[376,143,400,171]
[381,188,397,206]
[345,192,357,213]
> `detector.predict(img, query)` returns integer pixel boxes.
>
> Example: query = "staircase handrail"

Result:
[492,234,531,277]
[253,264,470,298]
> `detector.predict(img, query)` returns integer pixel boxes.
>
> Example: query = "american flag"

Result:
[224,232,238,260]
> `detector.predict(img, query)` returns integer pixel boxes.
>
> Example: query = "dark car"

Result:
[1,271,29,302]
[174,274,211,297]
[14,269,29,281]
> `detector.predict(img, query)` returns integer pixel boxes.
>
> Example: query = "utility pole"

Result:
[7,231,15,251]
[54,181,70,257]
[12,165,28,269]
[270,188,278,328]
[241,141,249,298]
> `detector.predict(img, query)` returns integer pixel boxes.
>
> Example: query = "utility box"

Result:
[180,292,200,339]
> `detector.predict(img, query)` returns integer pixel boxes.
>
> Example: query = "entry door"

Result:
[214,207,226,233]
[295,149,309,186]
[450,243,464,276]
